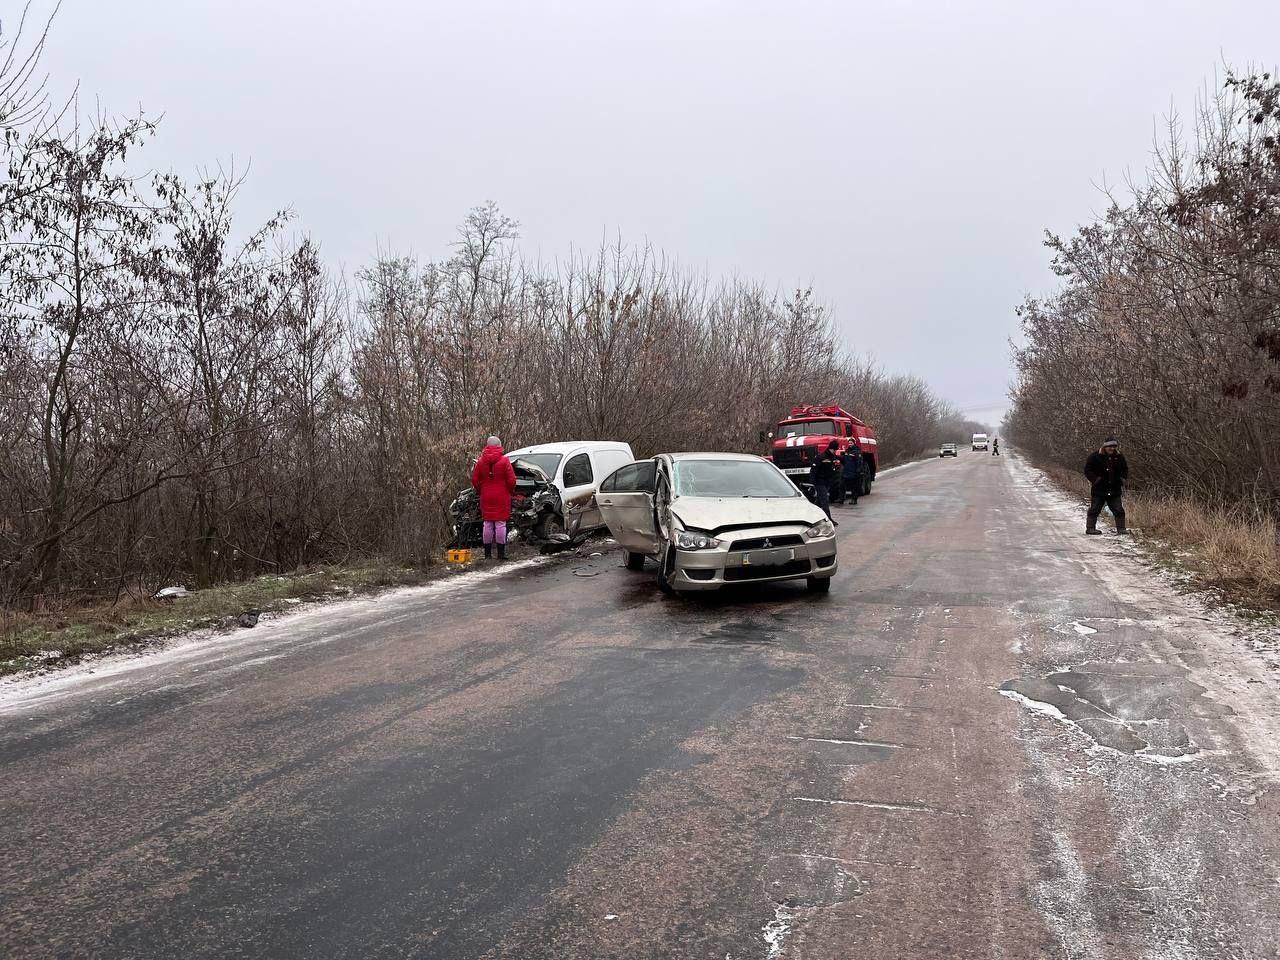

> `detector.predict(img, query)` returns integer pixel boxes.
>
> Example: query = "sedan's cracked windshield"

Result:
[674,459,800,499]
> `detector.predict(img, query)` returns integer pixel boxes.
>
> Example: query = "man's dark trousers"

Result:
[1087,492,1125,530]
[814,483,832,520]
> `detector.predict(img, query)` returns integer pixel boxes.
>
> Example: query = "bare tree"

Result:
[1009,67,1280,546]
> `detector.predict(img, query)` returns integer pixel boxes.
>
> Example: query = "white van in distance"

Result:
[972,433,989,451]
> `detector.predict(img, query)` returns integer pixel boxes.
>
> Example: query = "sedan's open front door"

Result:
[595,460,660,557]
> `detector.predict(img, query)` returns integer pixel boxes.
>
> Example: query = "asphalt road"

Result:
[3,453,1278,960]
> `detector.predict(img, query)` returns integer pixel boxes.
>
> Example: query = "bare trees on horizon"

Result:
[1,127,965,608]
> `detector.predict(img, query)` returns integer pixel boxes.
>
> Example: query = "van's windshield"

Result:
[513,453,562,476]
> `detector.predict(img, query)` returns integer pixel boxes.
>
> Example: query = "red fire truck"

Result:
[766,404,879,497]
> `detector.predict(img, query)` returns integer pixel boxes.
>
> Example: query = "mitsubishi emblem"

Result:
[763,538,773,548]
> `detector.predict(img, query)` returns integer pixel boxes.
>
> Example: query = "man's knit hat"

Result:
[1102,437,1119,448]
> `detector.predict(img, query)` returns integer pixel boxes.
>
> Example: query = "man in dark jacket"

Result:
[841,441,866,505]
[809,440,841,524]
[1084,438,1128,535]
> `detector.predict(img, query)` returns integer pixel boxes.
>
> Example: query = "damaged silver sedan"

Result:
[594,453,838,595]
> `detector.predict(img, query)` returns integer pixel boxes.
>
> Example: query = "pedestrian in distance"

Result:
[472,435,517,559]
[809,440,841,525]
[841,440,866,505]
[1084,437,1128,535]
[991,438,1000,456]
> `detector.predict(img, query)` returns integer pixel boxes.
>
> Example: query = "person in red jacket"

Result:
[471,435,517,560]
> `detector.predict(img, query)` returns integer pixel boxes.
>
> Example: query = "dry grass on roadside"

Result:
[1040,464,1280,607]
[1134,494,1280,598]
[0,563,433,677]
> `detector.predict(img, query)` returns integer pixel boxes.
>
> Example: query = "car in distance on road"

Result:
[972,433,989,451]
[939,443,958,457]
[594,453,838,595]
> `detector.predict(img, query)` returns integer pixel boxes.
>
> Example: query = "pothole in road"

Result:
[761,853,866,909]
[691,619,779,646]
[999,661,1233,762]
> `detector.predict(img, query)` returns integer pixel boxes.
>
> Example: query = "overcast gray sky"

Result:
[31,0,1280,425]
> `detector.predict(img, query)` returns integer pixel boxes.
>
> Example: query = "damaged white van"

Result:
[505,441,635,536]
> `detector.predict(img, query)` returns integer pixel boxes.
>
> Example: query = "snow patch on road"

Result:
[999,688,1071,723]
[1006,454,1280,779]
[1022,737,1107,960]
[1000,688,1203,766]
[762,904,792,959]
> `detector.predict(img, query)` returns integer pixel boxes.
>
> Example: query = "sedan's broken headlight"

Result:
[675,530,722,551]
[804,519,836,540]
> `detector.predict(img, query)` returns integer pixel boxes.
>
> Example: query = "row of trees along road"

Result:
[1007,69,1280,548]
[0,15,976,610]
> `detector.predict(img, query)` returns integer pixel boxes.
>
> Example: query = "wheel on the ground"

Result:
[862,475,873,497]
[534,511,565,540]
[807,576,832,593]
[624,550,645,571]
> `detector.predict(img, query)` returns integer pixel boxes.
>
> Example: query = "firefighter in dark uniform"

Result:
[809,440,841,525]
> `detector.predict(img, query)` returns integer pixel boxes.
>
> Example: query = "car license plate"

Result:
[742,547,796,566]
[782,467,808,476]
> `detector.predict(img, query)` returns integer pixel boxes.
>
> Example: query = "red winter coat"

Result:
[472,445,517,522]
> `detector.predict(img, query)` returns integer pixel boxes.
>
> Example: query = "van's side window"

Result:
[563,453,594,487]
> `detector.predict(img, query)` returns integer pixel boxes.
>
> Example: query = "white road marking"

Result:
[786,736,908,748]
[793,797,965,816]
[841,703,911,711]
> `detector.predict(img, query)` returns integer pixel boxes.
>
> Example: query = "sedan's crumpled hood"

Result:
[672,496,826,534]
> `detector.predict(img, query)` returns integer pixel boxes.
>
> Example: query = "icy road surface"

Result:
[2,453,1278,959]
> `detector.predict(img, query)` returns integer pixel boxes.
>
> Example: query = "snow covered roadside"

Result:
[874,456,935,480]
[0,556,555,716]
[1005,452,1280,774]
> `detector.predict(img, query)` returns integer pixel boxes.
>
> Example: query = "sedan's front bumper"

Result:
[671,533,838,591]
